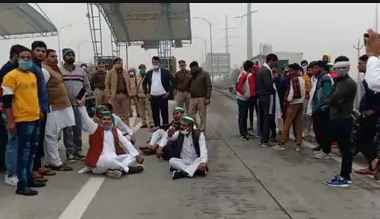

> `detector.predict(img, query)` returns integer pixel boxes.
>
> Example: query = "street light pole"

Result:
[193,17,213,82]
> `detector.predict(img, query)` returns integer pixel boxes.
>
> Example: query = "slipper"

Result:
[39,168,56,176]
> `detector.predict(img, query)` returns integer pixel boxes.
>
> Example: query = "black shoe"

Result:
[172,170,188,180]
[169,167,176,172]
[66,154,76,163]
[240,135,249,141]
[16,187,38,196]
[128,165,144,174]
[45,163,73,171]
[140,124,148,128]
[137,114,141,118]
[29,181,46,188]
[248,127,253,131]
[74,152,86,161]
[312,146,321,151]
[149,125,154,129]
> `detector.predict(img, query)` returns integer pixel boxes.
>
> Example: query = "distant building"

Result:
[251,51,303,71]
[204,52,231,76]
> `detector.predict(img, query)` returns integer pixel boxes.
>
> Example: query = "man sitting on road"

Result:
[103,103,135,144]
[167,116,208,180]
[139,107,185,155]
[76,98,144,179]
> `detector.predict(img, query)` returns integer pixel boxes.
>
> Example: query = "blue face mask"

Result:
[18,60,33,71]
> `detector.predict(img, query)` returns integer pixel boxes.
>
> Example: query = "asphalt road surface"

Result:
[1,92,380,219]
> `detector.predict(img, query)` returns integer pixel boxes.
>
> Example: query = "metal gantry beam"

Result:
[87,3,103,64]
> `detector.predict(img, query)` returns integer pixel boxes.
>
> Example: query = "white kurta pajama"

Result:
[149,129,169,147]
[42,68,76,166]
[113,113,133,140]
[78,106,140,174]
[168,131,208,177]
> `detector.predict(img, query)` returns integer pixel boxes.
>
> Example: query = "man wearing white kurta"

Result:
[41,50,75,171]
[167,116,208,180]
[77,99,144,178]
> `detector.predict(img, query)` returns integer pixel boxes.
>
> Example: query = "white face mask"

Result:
[180,129,189,135]
[129,72,135,76]
[152,64,159,70]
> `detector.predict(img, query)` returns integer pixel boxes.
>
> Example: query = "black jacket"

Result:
[142,68,174,97]
[256,65,275,98]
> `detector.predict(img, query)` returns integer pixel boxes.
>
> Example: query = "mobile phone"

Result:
[364,33,369,44]
[76,88,86,100]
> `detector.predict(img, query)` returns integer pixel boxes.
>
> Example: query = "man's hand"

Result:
[40,112,45,120]
[155,147,163,159]
[366,29,380,57]
[198,163,208,172]
[136,155,144,164]
[204,99,210,106]
[167,127,175,137]
[149,126,159,132]
[6,121,16,133]
[163,92,170,99]
[76,97,86,107]
[129,135,136,144]
[362,109,375,117]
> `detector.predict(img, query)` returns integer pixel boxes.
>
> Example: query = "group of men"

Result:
[235,39,380,187]
[0,40,212,196]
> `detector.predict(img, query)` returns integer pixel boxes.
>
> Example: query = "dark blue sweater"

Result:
[0,61,18,83]
[359,80,380,114]
[30,61,49,113]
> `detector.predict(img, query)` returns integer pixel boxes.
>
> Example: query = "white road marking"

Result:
[58,177,105,219]
[58,116,142,219]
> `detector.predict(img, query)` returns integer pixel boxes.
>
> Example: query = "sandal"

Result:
[45,163,73,171]
[355,168,374,175]
[39,168,56,176]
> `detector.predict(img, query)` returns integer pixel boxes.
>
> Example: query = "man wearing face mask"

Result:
[174,60,192,112]
[91,62,107,105]
[325,56,356,187]
[137,64,154,128]
[105,57,131,126]
[61,48,91,163]
[167,116,208,180]
[127,67,141,118]
[2,46,44,195]
[189,61,212,132]
[143,56,174,127]
[76,98,145,179]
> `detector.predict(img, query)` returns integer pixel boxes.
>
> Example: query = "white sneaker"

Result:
[272,145,285,151]
[106,170,122,179]
[5,175,18,187]
[78,166,90,174]
[313,151,330,159]
[295,145,302,152]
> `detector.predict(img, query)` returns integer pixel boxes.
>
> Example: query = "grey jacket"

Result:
[61,64,91,105]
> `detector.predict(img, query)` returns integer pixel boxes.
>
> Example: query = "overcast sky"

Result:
[0,3,376,73]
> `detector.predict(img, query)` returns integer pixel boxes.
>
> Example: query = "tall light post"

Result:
[77,40,91,62]
[234,6,258,59]
[57,24,72,62]
[193,16,213,82]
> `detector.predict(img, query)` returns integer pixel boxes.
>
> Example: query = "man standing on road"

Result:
[2,46,45,196]
[189,61,212,132]
[61,48,91,163]
[236,60,254,141]
[1,44,24,186]
[127,67,141,118]
[357,55,368,103]
[325,56,357,187]
[41,49,74,171]
[91,62,107,106]
[143,56,174,127]
[302,64,313,137]
[256,54,282,149]
[311,61,333,160]
[137,64,154,128]
[76,98,145,179]
[174,60,192,112]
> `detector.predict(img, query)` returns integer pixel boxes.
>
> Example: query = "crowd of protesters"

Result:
[235,28,380,187]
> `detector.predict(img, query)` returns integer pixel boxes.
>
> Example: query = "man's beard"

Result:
[65,59,75,65]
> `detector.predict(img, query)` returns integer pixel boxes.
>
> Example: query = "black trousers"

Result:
[237,98,249,137]
[33,112,46,171]
[0,115,7,172]
[150,95,169,127]
[248,97,258,129]
[312,110,331,154]
[258,96,275,143]
[357,114,378,167]
[331,118,354,179]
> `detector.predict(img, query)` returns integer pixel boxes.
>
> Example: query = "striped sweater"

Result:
[60,64,91,105]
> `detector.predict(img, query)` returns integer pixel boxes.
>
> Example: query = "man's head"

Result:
[63,48,75,65]
[17,46,33,71]
[312,60,325,76]
[81,63,88,71]
[45,49,58,65]
[178,60,186,71]
[288,63,301,77]
[190,61,200,74]
[99,111,113,130]
[103,103,114,113]
[173,107,185,121]
[301,60,308,72]
[152,56,160,70]
[306,63,314,77]
[243,60,254,72]
[265,53,278,69]
[128,67,136,76]
[113,57,122,69]
[138,64,146,77]
[97,62,106,72]
[272,63,280,79]
[333,56,350,78]
[9,44,24,62]
[31,41,47,62]
[180,116,196,135]
[95,105,108,118]
[358,54,368,73]
[322,55,330,64]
